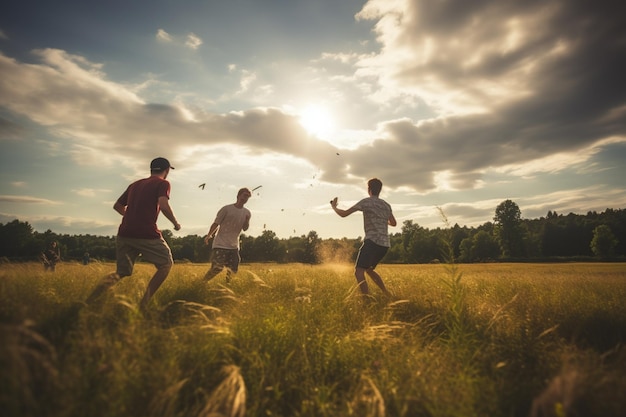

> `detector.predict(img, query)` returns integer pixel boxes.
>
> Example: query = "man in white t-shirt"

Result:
[203,188,252,282]
[330,178,397,297]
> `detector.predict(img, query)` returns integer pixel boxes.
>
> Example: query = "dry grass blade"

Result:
[348,374,385,417]
[147,378,189,417]
[198,365,247,417]
[1,321,59,411]
[211,286,244,303]
[349,321,409,342]
[247,271,271,288]
[486,293,519,331]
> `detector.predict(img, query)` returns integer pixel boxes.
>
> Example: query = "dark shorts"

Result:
[355,239,388,270]
[116,236,173,276]
[211,248,241,272]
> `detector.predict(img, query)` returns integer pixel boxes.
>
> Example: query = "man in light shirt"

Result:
[203,188,252,283]
[330,178,397,297]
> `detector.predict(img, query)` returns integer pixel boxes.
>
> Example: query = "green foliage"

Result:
[1,262,626,416]
[2,206,626,263]
[494,200,525,258]
[590,224,618,258]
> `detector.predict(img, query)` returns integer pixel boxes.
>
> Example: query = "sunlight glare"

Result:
[299,105,334,138]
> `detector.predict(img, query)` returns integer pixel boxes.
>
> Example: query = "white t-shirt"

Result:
[352,196,393,247]
[212,204,251,250]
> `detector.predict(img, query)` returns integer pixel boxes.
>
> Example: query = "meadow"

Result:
[1,261,625,417]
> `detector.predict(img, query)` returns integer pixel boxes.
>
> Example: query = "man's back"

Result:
[212,204,251,249]
[117,176,170,239]
[354,196,392,247]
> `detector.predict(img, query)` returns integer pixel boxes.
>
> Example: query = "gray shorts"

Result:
[116,236,173,276]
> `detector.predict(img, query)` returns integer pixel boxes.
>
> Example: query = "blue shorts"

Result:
[355,239,388,270]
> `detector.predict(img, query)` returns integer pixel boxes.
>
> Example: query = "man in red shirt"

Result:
[87,157,181,310]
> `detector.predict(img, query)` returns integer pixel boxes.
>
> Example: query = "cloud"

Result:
[347,0,626,187]
[1,0,625,196]
[185,33,203,50]
[0,115,26,140]
[0,195,60,204]
[0,212,117,235]
[72,188,112,197]
[155,29,203,50]
[156,29,173,42]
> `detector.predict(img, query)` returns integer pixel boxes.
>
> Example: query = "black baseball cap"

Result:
[150,157,175,171]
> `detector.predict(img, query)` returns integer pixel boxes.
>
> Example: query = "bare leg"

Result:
[365,268,391,296]
[86,272,122,304]
[355,267,370,295]
[203,264,223,281]
[140,263,172,310]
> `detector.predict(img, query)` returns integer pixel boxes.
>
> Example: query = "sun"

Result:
[299,104,335,138]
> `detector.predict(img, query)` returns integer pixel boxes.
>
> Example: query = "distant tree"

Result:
[303,231,321,264]
[0,219,34,258]
[401,220,439,262]
[450,224,470,260]
[471,230,501,261]
[494,200,525,257]
[457,231,499,262]
[458,237,473,263]
[590,225,618,258]
[252,230,284,262]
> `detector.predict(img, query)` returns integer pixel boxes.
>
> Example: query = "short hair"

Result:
[237,187,252,197]
[368,178,383,196]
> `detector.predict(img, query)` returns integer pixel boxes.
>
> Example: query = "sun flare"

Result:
[299,105,335,138]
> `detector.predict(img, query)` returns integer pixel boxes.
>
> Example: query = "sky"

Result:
[1,0,625,241]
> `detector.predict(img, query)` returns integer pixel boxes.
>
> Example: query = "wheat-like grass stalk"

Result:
[0,321,59,414]
[247,271,271,288]
[147,378,189,417]
[348,321,410,342]
[348,373,385,417]
[198,365,246,417]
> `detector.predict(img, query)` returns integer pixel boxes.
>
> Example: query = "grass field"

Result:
[1,261,625,417]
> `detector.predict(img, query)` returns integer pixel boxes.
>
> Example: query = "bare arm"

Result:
[243,213,250,231]
[388,212,397,227]
[158,196,181,231]
[330,197,358,218]
[204,222,219,245]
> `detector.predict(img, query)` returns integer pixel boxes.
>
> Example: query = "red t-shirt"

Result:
[116,176,171,239]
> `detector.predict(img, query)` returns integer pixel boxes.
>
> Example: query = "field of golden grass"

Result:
[1,261,625,417]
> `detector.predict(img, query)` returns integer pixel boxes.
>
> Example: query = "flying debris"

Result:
[336,152,340,155]
[251,185,263,192]
[198,183,206,190]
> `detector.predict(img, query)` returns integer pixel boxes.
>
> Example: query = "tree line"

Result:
[1,201,624,264]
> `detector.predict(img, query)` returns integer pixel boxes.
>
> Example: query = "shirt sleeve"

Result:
[158,180,171,199]
[213,206,227,224]
[116,186,130,206]
[352,198,366,212]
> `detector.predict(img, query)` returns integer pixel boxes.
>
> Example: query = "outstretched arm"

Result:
[330,197,358,218]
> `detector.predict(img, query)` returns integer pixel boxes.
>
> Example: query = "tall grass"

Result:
[1,260,626,417]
